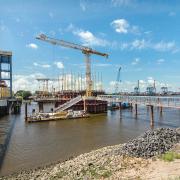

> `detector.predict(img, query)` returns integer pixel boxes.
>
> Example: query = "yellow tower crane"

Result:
[36,34,108,97]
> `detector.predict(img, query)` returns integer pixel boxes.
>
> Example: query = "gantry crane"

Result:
[36,34,108,97]
[114,67,121,94]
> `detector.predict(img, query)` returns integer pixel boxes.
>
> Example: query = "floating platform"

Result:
[26,110,90,123]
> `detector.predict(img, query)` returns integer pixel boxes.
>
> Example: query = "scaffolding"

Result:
[0,51,12,98]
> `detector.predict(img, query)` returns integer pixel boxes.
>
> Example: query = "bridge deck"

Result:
[97,95,180,109]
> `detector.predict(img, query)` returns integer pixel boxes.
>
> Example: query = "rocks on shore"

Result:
[120,128,180,158]
[1,127,180,179]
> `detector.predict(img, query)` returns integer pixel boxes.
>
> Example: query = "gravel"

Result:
[1,127,180,179]
[120,128,180,158]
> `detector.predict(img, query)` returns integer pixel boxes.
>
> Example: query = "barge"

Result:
[27,110,90,123]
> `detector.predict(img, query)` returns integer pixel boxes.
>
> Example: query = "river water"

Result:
[0,104,180,176]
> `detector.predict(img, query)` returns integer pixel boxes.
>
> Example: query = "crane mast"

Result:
[114,67,121,94]
[36,34,108,97]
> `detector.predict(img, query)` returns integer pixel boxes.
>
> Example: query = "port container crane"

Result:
[114,67,121,94]
[36,34,108,97]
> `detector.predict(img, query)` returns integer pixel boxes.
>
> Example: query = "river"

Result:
[0,104,180,176]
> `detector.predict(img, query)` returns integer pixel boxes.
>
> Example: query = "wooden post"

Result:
[119,102,122,119]
[147,105,149,112]
[160,106,163,116]
[135,104,137,117]
[119,102,122,110]
[83,98,86,112]
[150,105,154,126]
[130,103,133,112]
[25,102,28,121]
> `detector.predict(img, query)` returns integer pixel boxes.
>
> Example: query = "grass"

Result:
[160,152,180,162]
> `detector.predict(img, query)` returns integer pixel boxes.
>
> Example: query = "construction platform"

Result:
[34,90,107,114]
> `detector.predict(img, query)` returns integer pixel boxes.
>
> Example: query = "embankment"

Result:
[1,128,180,180]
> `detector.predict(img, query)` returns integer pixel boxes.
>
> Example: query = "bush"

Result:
[161,152,180,162]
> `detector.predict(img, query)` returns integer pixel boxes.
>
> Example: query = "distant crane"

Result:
[134,80,140,95]
[114,67,121,94]
[146,80,156,96]
[36,34,108,97]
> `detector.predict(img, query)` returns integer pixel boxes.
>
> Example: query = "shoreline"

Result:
[1,127,180,179]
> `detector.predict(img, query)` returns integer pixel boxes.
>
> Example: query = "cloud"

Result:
[49,12,54,18]
[111,19,140,34]
[26,43,38,49]
[131,39,146,49]
[73,29,109,47]
[94,63,111,67]
[111,0,135,7]
[66,23,109,47]
[153,41,176,52]
[169,11,176,16]
[13,73,45,92]
[54,61,64,69]
[49,30,56,36]
[33,62,51,68]
[15,18,20,23]
[111,19,129,34]
[0,21,8,32]
[131,58,140,65]
[118,39,178,53]
[157,58,165,64]
[80,0,86,11]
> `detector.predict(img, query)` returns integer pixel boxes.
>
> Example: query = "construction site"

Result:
[0,34,177,119]
[25,33,109,118]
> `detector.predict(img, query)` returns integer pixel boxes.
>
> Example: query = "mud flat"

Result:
[1,128,180,180]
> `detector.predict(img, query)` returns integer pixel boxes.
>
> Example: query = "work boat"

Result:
[27,110,89,123]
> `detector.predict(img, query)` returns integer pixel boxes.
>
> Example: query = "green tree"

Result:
[15,90,32,100]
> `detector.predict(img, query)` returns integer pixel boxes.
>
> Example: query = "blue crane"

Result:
[114,67,121,94]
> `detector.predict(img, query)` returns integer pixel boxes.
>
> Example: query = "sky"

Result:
[0,0,180,93]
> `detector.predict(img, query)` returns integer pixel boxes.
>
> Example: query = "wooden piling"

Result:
[160,106,163,116]
[25,102,28,121]
[119,102,122,119]
[130,103,133,112]
[135,104,137,117]
[150,105,154,126]
[83,98,86,111]
[119,102,122,110]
